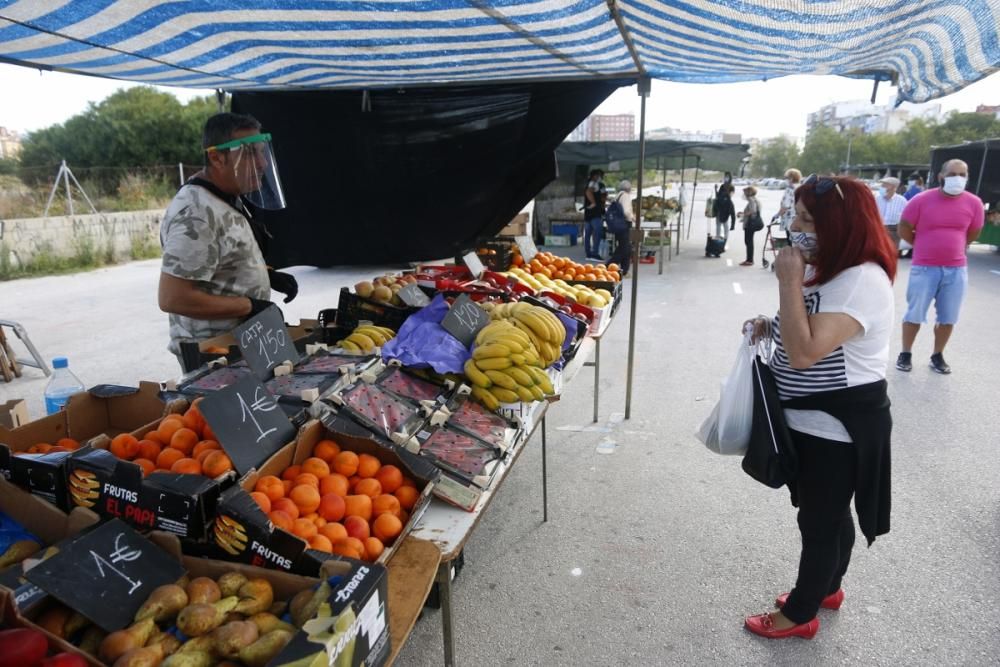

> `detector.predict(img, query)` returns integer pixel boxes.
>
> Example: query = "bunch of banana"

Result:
[336,324,396,352]
[464,320,556,409]
[506,268,612,308]
[483,302,566,368]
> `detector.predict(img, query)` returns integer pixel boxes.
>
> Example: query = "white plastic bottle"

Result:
[43,357,86,415]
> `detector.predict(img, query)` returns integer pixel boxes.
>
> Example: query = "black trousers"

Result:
[744,226,755,263]
[609,228,630,273]
[781,430,857,624]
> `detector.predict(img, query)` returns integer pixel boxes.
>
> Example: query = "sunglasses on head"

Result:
[803,174,845,199]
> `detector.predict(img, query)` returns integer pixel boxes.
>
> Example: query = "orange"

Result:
[318,493,346,522]
[56,438,79,451]
[110,434,140,460]
[294,473,320,489]
[303,512,318,521]
[254,475,285,502]
[374,465,403,493]
[320,522,348,543]
[46,446,69,454]
[156,447,185,471]
[301,457,330,479]
[343,495,373,521]
[195,448,216,465]
[372,513,403,543]
[134,458,156,477]
[27,443,52,454]
[609,271,621,281]
[181,410,203,436]
[291,518,318,541]
[250,491,272,513]
[203,422,217,442]
[333,451,359,477]
[281,465,302,482]
[607,263,620,272]
[169,428,199,455]
[400,476,417,488]
[372,494,401,519]
[394,485,419,511]
[269,510,294,532]
[282,480,294,496]
[343,515,370,540]
[309,535,333,553]
[312,516,327,528]
[137,439,161,461]
[192,440,220,458]
[320,473,350,497]
[356,454,381,479]
[289,484,321,514]
[362,537,384,561]
[354,478,382,499]
[202,451,233,478]
[272,497,300,520]
[331,537,365,560]
[313,439,341,463]
[596,263,607,271]
[156,416,184,442]
[348,475,361,492]
[144,430,166,446]
[170,457,202,475]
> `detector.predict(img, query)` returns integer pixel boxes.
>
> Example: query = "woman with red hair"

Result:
[742,176,897,640]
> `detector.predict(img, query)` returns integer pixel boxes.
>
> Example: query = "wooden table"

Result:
[385,536,441,666]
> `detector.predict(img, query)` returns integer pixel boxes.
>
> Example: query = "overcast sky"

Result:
[1,62,999,141]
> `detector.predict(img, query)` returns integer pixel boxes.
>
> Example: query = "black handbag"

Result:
[741,355,798,488]
[748,212,765,232]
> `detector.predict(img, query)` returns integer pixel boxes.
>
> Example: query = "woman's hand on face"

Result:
[774,246,805,284]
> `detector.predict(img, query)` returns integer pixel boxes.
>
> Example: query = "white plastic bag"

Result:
[697,331,755,455]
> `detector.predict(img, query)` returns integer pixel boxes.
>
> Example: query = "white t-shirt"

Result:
[770,262,894,442]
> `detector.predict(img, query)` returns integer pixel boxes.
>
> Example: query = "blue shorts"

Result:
[903,265,968,325]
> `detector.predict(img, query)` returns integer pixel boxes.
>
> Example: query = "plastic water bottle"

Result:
[44,357,86,415]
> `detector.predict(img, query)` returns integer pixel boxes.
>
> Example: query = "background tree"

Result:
[749,136,800,177]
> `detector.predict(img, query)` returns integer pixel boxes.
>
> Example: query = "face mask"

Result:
[790,231,818,259]
[878,186,886,196]
[943,176,967,195]
[908,180,916,187]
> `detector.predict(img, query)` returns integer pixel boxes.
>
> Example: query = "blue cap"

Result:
[52,357,68,369]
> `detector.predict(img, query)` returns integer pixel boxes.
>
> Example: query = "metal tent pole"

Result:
[625,78,650,420]
[677,150,687,256]
[661,156,669,268]
[63,161,74,216]
[975,141,990,195]
[686,156,702,246]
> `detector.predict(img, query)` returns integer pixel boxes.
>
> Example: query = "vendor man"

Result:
[158,112,297,369]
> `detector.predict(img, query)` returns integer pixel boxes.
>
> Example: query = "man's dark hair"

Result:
[590,169,604,179]
[202,112,261,153]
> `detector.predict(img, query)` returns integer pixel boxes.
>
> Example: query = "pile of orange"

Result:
[251,438,420,562]
[511,250,621,282]
[121,401,233,479]
[21,437,81,455]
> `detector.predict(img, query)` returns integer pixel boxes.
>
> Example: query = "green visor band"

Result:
[205,132,271,152]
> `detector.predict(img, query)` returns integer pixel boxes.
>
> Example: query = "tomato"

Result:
[0,628,48,667]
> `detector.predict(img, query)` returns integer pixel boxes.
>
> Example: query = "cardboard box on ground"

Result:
[196,415,437,576]
[0,399,29,430]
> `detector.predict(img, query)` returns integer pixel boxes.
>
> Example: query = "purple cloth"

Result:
[381,294,471,374]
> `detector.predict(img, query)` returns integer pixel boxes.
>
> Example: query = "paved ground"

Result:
[1,193,999,666]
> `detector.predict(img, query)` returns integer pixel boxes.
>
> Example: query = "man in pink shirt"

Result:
[896,159,984,374]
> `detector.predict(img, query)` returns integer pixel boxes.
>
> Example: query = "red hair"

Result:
[795,176,897,286]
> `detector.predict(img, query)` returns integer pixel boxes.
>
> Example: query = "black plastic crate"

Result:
[334,287,420,332]
[456,239,514,272]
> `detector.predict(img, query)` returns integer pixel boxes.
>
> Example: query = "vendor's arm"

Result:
[584,186,596,208]
[774,247,862,370]
[158,273,252,319]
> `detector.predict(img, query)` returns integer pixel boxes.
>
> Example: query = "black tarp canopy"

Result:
[929,139,1000,202]
[557,140,750,175]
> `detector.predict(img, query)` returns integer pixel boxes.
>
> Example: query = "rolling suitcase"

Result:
[705,234,726,257]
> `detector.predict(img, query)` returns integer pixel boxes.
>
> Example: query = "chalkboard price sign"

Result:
[398,283,431,307]
[515,235,538,263]
[461,251,485,278]
[441,293,491,347]
[25,519,185,632]
[199,374,296,475]
[233,304,300,380]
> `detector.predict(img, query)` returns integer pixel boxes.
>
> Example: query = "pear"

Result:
[99,618,157,664]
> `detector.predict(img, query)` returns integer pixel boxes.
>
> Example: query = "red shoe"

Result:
[774,589,844,611]
[744,613,819,639]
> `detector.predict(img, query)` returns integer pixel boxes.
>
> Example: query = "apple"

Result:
[354,281,374,298]
[372,285,392,302]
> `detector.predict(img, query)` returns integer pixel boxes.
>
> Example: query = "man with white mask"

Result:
[895,159,984,374]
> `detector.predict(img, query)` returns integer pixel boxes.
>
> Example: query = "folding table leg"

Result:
[592,339,601,423]
[541,416,548,523]
[438,561,456,666]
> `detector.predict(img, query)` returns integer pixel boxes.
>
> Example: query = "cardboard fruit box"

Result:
[205,415,437,575]
[0,382,184,510]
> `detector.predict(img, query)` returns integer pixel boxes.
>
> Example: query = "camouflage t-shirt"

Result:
[160,184,270,355]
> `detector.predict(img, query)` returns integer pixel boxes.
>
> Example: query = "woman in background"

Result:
[739,185,761,266]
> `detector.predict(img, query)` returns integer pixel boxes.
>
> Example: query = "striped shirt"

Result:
[875,192,907,225]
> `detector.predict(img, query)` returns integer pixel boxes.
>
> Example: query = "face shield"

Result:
[206,133,286,210]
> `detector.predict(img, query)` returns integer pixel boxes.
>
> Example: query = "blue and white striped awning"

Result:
[0,1,998,103]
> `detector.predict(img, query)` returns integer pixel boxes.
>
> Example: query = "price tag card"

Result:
[233,304,300,380]
[398,283,431,307]
[515,235,538,263]
[199,374,297,475]
[26,519,185,632]
[441,293,491,347]
[461,252,485,278]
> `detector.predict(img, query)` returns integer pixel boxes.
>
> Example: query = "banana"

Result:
[471,385,500,410]
[355,326,388,346]
[526,366,554,394]
[513,310,552,343]
[488,386,520,404]
[528,384,546,401]
[509,353,527,366]
[346,333,375,352]
[464,359,492,389]
[472,343,512,360]
[475,322,510,345]
[515,385,535,402]
[338,339,361,352]
[540,310,566,345]
[486,334,527,352]
[484,369,517,390]
[502,366,534,387]
[475,357,512,371]
[374,326,396,338]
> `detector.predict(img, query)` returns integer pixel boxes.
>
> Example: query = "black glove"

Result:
[247,297,280,319]
[268,269,298,303]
